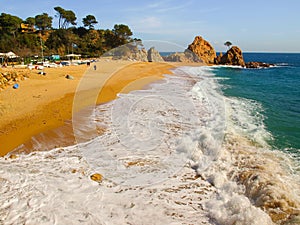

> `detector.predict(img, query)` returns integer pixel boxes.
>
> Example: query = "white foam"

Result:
[225,97,273,147]
[205,180,274,225]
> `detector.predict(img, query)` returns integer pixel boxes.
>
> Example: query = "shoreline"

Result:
[0,60,195,156]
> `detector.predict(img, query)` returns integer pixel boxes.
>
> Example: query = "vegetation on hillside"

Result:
[0,6,138,60]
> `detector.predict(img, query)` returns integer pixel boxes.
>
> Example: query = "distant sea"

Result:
[160,52,176,57]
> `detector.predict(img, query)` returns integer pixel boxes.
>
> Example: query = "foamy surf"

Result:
[1,66,300,224]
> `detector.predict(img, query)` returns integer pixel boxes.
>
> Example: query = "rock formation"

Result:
[187,36,216,64]
[216,46,246,67]
[214,52,223,64]
[245,61,275,68]
[108,45,167,62]
[186,35,273,68]
[163,50,202,63]
[107,44,148,61]
[130,49,148,61]
[106,36,273,68]
[215,46,274,68]
[147,47,164,62]
[0,70,29,90]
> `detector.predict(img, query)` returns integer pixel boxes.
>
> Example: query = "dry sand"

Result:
[0,60,180,156]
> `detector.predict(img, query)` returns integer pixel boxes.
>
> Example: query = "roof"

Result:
[0,52,19,58]
[65,54,81,57]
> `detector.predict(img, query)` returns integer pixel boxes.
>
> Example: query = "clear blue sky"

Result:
[2,0,300,52]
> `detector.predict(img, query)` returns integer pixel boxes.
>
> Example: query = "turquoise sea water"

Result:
[213,53,300,154]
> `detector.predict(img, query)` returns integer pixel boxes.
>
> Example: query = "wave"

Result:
[176,66,300,224]
[275,63,289,66]
[210,65,244,69]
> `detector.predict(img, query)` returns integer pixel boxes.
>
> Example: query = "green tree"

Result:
[45,29,69,54]
[103,29,117,49]
[112,24,133,46]
[224,41,232,50]
[25,17,35,27]
[54,6,77,29]
[54,6,65,29]
[35,13,52,31]
[82,15,98,29]
[0,13,22,38]
[45,28,78,55]
[71,27,88,38]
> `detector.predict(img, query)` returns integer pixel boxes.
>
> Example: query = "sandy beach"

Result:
[0,60,177,156]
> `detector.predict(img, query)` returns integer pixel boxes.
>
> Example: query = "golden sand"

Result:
[0,60,178,156]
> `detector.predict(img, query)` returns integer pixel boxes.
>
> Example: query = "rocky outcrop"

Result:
[245,61,274,68]
[187,36,216,64]
[214,52,223,64]
[108,45,166,62]
[130,49,148,61]
[147,47,164,62]
[215,46,274,68]
[108,45,148,61]
[216,46,246,67]
[0,70,29,90]
[163,49,202,63]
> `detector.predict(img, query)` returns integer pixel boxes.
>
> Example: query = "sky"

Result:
[1,0,300,52]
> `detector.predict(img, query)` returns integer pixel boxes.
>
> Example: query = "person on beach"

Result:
[94,65,97,70]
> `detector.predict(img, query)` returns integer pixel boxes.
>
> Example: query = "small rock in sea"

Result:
[90,173,103,183]
[245,61,274,68]
[65,74,74,80]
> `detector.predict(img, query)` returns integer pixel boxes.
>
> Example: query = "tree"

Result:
[54,6,77,29]
[45,27,80,55]
[82,15,98,29]
[54,6,65,29]
[71,26,88,38]
[0,13,22,37]
[25,17,35,27]
[35,13,52,31]
[224,41,232,50]
[112,24,133,46]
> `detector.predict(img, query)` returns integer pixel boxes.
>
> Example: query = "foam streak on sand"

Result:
[0,66,300,224]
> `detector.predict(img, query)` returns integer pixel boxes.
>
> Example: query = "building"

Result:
[20,23,35,33]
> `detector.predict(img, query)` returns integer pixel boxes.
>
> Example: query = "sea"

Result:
[0,53,300,225]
